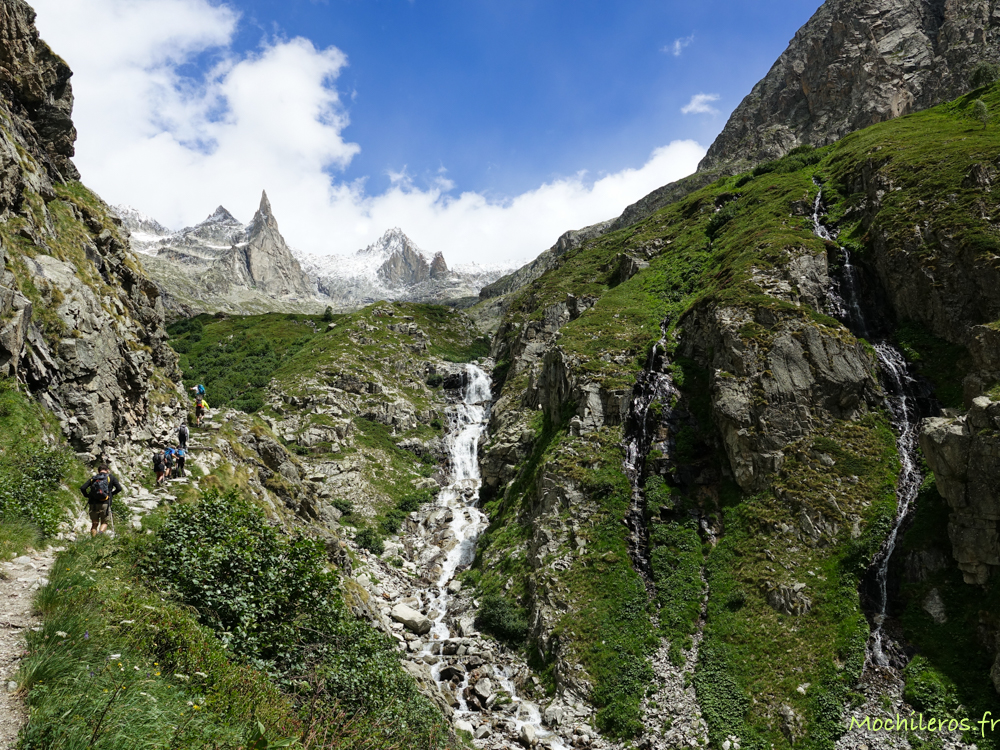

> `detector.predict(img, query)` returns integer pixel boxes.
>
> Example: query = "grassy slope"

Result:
[477,86,1000,745]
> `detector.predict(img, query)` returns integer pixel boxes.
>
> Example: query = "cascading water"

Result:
[813,190,926,670]
[622,331,679,584]
[417,364,568,749]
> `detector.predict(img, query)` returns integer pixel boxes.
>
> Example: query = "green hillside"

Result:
[475,83,1000,746]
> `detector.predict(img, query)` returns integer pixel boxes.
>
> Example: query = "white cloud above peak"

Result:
[31,0,705,265]
[682,93,721,115]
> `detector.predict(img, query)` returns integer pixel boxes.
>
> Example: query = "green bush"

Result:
[355,527,384,555]
[145,489,449,745]
[475,594,529,645]
[331,497,354,516]
[969,62,1000,90]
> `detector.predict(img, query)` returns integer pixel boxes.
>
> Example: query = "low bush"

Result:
[144,488,451,746]
[475,594,529,645]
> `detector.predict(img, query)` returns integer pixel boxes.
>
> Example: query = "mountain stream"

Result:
[813,191,926,671]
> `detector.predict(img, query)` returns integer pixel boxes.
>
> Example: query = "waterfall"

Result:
[813,190,926,670]
[622,334,679,584]
[417,364,568,749]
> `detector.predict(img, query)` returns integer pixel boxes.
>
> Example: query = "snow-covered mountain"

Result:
[296,227,515,306]
[117,206,515,314]
[115,194,316,316]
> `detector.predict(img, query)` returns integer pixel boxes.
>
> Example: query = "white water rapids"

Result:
[418,364,568,749]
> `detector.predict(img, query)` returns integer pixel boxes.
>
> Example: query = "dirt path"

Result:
[0,548,60,750]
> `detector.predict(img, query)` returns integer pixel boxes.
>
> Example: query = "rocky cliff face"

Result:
[700,0,1000,173]
[0,0,176,455]
[0,0,78,183]
[921,397,1000,586]
[471,87,1000,746]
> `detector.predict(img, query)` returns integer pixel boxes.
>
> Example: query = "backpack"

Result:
[195,398,204,409]
[196,384,206,396]
[179,424,189,440]
[90,473,111,503]
[153,453,164,471]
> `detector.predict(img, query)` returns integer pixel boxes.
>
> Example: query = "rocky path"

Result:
[0,548,60,750]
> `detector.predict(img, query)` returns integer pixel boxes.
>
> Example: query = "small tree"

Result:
[322,305,334,322]
[969,61,1000,90]
[974,98,990,129]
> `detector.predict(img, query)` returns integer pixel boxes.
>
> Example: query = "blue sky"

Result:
[228,0,821,196]
[32,0,823,265]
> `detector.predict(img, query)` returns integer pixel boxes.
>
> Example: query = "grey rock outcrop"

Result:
[920,396,1000,584]
[679,299,880,492]
[0,0,79,182]
[378,238,431,287]
[701,0,1000,174]
[0,0,177,455]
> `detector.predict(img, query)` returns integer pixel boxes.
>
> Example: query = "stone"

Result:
[520,723,536,746]
[922,588,948,624]
[439,664,465,681]
[542,703,564,727]
[474,724,491,740]
[446,578,462,594]
[390,603,432,635]
[454,719,475,735]
[473,677,493,702]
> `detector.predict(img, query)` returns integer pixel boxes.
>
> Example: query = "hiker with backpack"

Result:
[195,397,208,426]
[190,384,206,397]
[178,422,189,450]
[175,445,187,477]
[153,449,166,485]
[164,446,176,479]
[80,465,122,537]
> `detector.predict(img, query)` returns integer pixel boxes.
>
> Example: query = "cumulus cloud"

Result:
[663,34,694,57]
[31,0,705,266]
[681,93,720,115]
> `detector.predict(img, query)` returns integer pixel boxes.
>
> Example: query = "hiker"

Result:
[164,446,176,480]
[153,449,166,485]
[175,445,187,477]
[194,397,208,426]
[80,465,122,537]
[178,421,189,450]
[190,383,206,397]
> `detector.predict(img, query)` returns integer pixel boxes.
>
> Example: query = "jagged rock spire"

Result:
[250,190,278,233]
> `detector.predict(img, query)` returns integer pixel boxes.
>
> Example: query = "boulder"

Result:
[390,604,432,635]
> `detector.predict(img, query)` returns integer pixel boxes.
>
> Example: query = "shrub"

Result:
[355,527,385,555]
[331,497,354,516]
[145,489,448,745]
[475,594,528,645]
[969,61,1000,90]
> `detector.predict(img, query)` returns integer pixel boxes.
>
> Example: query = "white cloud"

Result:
[663,34,694,57]
[31,0,705,266]
[681,93,720,115]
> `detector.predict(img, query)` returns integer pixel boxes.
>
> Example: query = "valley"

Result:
[0,0,999,748]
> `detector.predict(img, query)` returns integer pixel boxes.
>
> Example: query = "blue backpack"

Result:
[196,384,206,396]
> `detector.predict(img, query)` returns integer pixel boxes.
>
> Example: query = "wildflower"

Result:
[84,631,89,640]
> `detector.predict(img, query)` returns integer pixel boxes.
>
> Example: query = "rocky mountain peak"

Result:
[699,0,1000,173]
[203,205,239,226]
[114,205,171,240]
[429,251,449,281]
[249,190,278,235]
